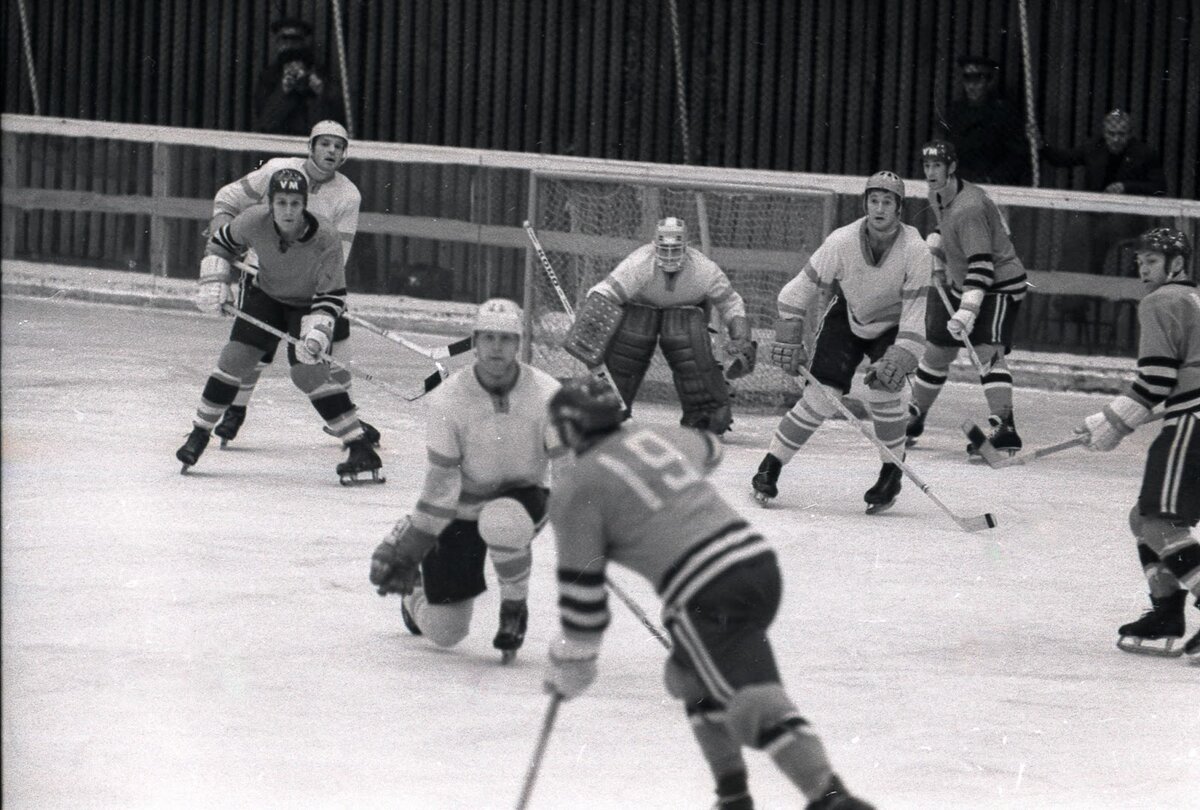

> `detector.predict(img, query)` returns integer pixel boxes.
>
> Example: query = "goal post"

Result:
[522,169,838,410]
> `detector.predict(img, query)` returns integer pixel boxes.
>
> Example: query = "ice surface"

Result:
[2,295,1197,809]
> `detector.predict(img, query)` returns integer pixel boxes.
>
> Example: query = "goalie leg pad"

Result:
[659,306,730,427]
[607,303,662,408]
[564,292,625,367]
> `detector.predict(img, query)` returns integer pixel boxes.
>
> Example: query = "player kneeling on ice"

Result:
[1074,228,1200,661]
[543,377,875,810]
[175,168,382,484]
[368,299,563,663]
[562,216,755,435]
[752,172,930,514]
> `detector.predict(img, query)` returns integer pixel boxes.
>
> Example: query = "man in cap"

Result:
[935,55,1029,186]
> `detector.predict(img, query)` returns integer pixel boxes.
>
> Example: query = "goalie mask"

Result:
[654,217,688,272]
[548,376,625,450]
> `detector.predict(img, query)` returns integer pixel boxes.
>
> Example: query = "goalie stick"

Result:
[232,260,469,364]
[219,305,444,402]
[795,364,997,532]
[962,410,1168,469]
[521,221,628,410]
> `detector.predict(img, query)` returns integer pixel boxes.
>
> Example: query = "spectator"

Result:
[1040,109,1168,276]
[252,18,344,136]
[935,55,1030,186]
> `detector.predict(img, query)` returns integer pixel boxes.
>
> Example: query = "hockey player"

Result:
[1074,227,1200,661]
[175,168,382,484]
[752,171,930,513]
[906,139,1030,456]
[543,376,875,810]
[562,217,755,435]
[367,299,562,663]
[206,120,376,447]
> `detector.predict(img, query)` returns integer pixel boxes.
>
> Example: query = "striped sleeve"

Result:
[334,188,361,264]
[311,241,348,318]
[777,261,823,319]
[206,222,248,262]
[698,258,747,321]
[894,239,932,357]
[549,477,611,638]
[410,408,464,538]
[1129,294,1182,407]
[595,247,654,304]
[955,212,996,291]
[556,568,610,637]
[212,161,277,219]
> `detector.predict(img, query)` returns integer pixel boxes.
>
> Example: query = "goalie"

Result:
[562,217,755,435]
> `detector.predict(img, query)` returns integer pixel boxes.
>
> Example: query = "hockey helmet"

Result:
[864,171,905,206]
[548,376,625,448]
[309,120,350,148]
[473,297,523,337]
[921,139,957,166]
[654,217,687,272]
[1138,227,1191,260]
[267,168,308,203]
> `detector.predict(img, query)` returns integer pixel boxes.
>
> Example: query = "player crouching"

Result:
[175,168,383,485]
[1075,228,1200,661]
[368,299,562,663]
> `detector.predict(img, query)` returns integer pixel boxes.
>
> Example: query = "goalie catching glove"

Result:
[196,255,233,315]
[543,633,601,700]
[368,518,437,596]
[1075,395,1151,452]
[298,311,335,364]
[724,315,757,380]
[768,318,808,375]
[863,345,918,392]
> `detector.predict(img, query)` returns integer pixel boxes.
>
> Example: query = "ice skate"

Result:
[967,413,1022,459]
[1116,591,1186,657]
[805,775,875,810]
[751,454,782,506]
[863,462,902,515]
[904,404,926,448]
[324,418,381,447]
[1185,628,1200,663]
[493,598,528,664]
[213,405,246,448]
[175,426,211,473]
[337,435,386,485]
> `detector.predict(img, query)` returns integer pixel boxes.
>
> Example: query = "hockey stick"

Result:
[219,305,443,402]
[796,364,997,532]
[514,694,561,810]
[521,221,627,410]
[232,260,469,364]
[962,410,1168,469]
[608,578,671,650]
[932,278,988,377]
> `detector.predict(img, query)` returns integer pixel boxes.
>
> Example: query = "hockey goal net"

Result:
[523,171,836,410]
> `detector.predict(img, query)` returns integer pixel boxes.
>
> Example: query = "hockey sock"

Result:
[727,684,833,802]
[687,702,747,784]
[307,384,362,442]
[331,336,353,390]
[765,719,834,801]
[194,368,241,429]
[767,384,838,463]
[232,361,268,407]
[1160,531,1200,596]
[866,391,907,461]
[1136,544,1180,598]
[980,360,1014,420]
[488,544,532,602]
[910,359,948,415]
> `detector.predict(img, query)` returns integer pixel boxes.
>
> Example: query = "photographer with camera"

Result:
[252,18,344,136]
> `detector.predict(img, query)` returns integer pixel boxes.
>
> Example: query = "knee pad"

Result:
[479,498,535,551]
[725,683,803,750]
[799,382,841,422]
[420,601,474,648]
[1137,514,1188,555]
[218,341,267,378]
[290,362,332,394]
[919,343,959,373]
[864,385,903,411]
[974,343,1002,371]
[1128,505,1145,539]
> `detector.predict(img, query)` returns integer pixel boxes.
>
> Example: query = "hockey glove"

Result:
[769,318,808,375]
[298,312,335,364]
[196,255,233,315]
[1076,395,1151,452]
[543,633,601,701]
[946,289,983,341]
[863,345,917,392]
[369,518,436,596]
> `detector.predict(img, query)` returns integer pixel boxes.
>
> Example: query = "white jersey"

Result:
[212,156,361,263]
[409,363,563,540]
[777,218,930,360]
[590,244,747,324]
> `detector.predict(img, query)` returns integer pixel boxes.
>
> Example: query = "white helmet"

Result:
[473,298,523,337]
[309,120,350,160]
[654,217,687,272]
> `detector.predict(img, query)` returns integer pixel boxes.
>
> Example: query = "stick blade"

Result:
[960,420,1008,468]
[957,512,999,532]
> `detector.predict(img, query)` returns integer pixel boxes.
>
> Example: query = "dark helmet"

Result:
[267,168,308,203]
[548,376,625,448]
[921,139,958,165]
[1138,227,1191,259]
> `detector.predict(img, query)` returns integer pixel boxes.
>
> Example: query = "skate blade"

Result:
[904,437,918,448]
[500,649,518,665]
[864,499,897,515]
[179,463,192,475]
[1116,636,1184,658]
[339,471,387,486]
[218,437,231,449]
[752,490,775,507]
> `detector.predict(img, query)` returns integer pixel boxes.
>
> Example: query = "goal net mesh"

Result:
[524,174,835,411]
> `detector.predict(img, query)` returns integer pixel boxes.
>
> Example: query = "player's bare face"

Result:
[1135,250,1173,289]
[311,136,346,172]
[271,192,306,235]
[923,159,951,191]
[474,330,520,381]
[864,191,900,233]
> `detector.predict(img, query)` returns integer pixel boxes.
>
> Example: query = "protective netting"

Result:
[525,175,835,411]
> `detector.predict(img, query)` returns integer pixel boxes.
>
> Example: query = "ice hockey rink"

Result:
[2,293,1197,809]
